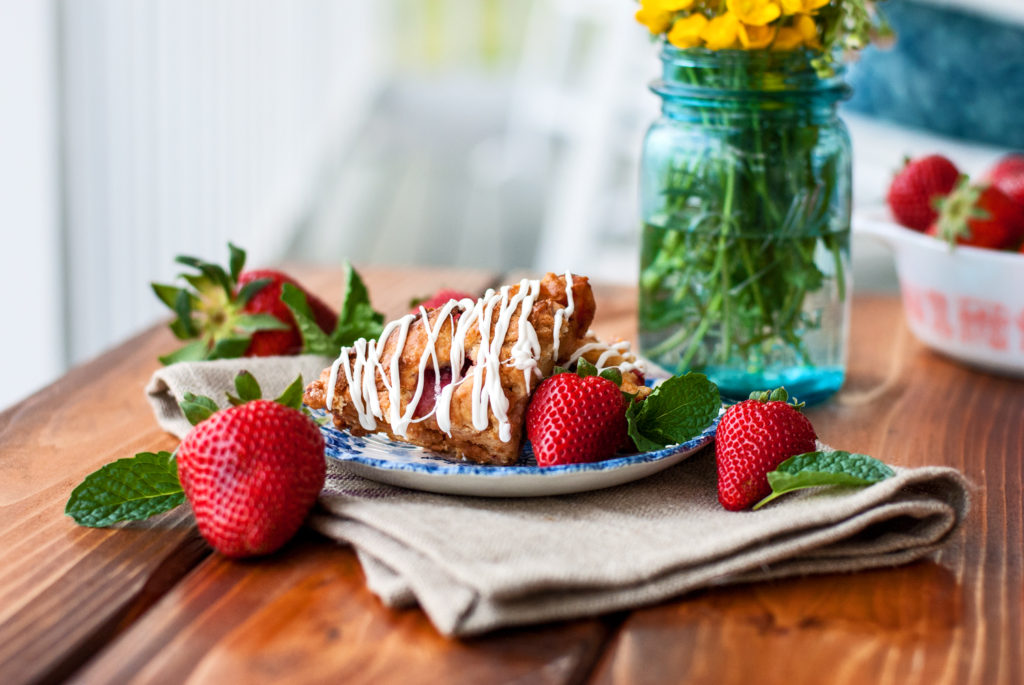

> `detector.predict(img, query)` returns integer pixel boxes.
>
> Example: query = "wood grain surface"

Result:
[1,270,1020,685]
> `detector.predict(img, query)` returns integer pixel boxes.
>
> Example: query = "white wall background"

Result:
[0,0,63,406]
[1,0,1018,411]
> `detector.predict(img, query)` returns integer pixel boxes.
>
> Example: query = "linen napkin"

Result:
[147,359,971,637]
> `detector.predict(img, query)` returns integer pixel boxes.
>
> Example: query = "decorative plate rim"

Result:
[312,408,720,478]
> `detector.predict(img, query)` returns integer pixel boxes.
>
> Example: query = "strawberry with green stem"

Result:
[929,178,1024,250]
[886,154,960,232]
[152,243,338,364]
[66,372,326,558]
[715,387,817,511]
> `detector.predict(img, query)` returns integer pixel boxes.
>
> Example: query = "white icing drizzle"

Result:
[567,340,645,374]
[551,271,574,362]
[326,276,571,444]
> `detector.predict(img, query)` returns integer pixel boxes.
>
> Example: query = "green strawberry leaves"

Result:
[282,262,384,355]
[626,373,720,452]
[753,450,896,510]
[181,392,219,426]
[152,243,287,365]
[226,370,263,406]
[65,451,185,527]
[553,358,624,386]
[274,376,306,411]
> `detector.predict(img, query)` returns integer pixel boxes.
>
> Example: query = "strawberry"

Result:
[929,179,1024,250]
[715,388,817,511]
[177,397,326,558]
[152,243,338,364]
[987,154,1024,208]
[887,155,960,231]
[410,289,476,313]
[526,371,627,467]
[238,270,338,357]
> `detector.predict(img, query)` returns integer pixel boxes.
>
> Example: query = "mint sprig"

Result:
[626,373,720,452]
[753,450,896,510]
[282,262,384,355]
[65,451,184,527]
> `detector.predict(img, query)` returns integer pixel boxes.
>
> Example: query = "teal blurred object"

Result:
[845,0,1024,148]
[638,47,853,405]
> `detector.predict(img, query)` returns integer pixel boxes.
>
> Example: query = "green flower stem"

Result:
[718,157,736,364]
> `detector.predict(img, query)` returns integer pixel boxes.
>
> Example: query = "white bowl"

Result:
[855,209,1024,377]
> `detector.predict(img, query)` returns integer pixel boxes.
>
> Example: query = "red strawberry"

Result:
[526,372,627,467]
[887,155,960,231]
[152,244,338,363]
[239,270,337,356]
[929,179,1024,250]
[715,388,817,511]
[177,398,326,557]
[410,289,476,313]
[988,154,1024,208]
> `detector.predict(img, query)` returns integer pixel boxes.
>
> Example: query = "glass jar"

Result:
[638,47,853,404]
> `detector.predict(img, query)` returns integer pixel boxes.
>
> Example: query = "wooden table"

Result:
[1,266,1020,685]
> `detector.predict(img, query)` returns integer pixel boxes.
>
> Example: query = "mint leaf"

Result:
[280,282,337,356]
[753,450,896,510]
[333,262,385,346]
[65,451,185,527]
[626,372,720,452]
[274,375,305,410]
[599,367,622,386]
[180,392,219,425]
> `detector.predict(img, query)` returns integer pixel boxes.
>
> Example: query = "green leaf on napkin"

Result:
[753,450,896,510]
[65,451,184,527]
[626,372,720,452]
[282,262,384,356]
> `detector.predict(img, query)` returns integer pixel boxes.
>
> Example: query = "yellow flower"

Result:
[635,0,696,34]
[726,0,781,27]
[668,14,709,49]
[636,7,674,35]
[779,0,830,16]
[738,22,775,49]
[650,0,695,9]
[772,13,821,50]
[794,13,821,48]
[701,12,741,50]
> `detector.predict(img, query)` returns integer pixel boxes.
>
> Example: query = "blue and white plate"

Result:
[313,408,720,498]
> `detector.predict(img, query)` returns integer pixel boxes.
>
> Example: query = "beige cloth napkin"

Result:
[147,359,971,637]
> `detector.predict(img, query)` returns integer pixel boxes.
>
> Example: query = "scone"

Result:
[304,272,645,465]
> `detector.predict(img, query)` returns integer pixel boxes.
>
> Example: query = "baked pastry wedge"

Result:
[304,272,645,465]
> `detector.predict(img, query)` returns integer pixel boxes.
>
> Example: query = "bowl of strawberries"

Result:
[856,153,1024,377]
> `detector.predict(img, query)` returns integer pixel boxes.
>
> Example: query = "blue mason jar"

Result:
[638,47,853,404]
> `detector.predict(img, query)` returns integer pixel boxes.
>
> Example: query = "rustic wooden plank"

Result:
[591,295,1023,685]
[69,532,615,685]
[0,266,498,685]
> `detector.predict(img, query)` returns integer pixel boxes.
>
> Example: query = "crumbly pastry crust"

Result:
[304,273,645,465]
